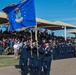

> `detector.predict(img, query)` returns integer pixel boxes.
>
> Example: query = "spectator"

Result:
[13,41,19,59]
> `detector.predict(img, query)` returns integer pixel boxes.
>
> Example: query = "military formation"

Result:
[19,38,76,75]
[53,41,75,60]
[19,39,52,75]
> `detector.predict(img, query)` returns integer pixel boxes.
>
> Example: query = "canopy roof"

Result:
[53,21,76,29]
[0,12,8,24]
[37,18,76,30]
[0,12,76,30]
[36,18,60,30]
[0,12,7,18]
[69,29,76,34]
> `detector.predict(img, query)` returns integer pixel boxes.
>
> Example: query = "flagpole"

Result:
[30,27,33,56]
[31,27,32,44]
[35,23,39,57]
[35,23,38,46]
[35,24,37,41]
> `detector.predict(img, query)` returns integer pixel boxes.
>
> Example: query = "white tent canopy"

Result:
[0,12,7,18]
[53,21,76,28]
[53,21,76,40]
[69,29,76,34]
[0,12,76,40]
[37,19,76,41]
[0,12,8,24]
[36,18,59,29]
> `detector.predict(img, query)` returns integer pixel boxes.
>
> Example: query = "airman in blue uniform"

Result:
[57,42,62,59]
[64,42,67,58]
[30,40,38,75]
[53,44,58,60]
[39,41,52,75]
[61,41,66,59]
[26,39,31,74]
[67,41,73,58]
[38,41,45,75]
[19,39,28,75]
[69,42,75,58]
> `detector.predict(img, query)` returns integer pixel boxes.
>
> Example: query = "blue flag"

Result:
[2,1,26,14]
[3,0,36,31]
[2,4,19,14]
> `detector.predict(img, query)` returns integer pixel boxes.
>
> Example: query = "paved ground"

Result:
[0,58,76,75]
[51,58,76,75]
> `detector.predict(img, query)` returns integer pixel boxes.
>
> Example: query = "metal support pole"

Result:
[64,26,66,41]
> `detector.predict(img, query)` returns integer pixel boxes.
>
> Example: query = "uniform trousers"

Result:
[19,58,28,74]
[42,60,51,75]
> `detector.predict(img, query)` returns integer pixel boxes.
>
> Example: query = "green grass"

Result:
[0,57,19,67]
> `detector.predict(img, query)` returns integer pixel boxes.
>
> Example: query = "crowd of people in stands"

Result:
[0,28,75,60]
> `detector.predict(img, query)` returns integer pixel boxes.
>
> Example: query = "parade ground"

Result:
[0,57,76,75]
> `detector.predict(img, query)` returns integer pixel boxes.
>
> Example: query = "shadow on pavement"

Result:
[15,65,20,68]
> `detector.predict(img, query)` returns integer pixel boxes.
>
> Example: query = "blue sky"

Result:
[0,0,76,37]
